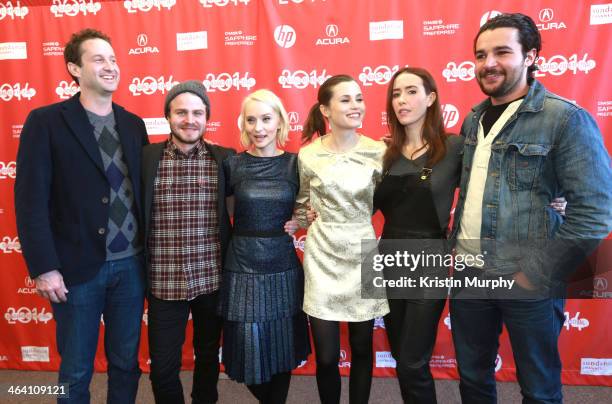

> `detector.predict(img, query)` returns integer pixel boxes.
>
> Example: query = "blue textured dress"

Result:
[218,151,310,385]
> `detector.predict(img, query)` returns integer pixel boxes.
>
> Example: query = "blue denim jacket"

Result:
[451,81,612,285]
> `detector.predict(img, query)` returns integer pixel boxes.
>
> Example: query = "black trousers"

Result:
[384,299,446,404]
[148,292,223,404]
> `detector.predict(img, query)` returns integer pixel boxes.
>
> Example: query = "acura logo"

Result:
[137,34,148,47]
[288,111,299,124]
[539,8,554,22]
[326,24,339,38]
[594,277,608,291]
[25,276,35,288]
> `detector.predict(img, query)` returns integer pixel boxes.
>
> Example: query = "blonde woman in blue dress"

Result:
[218,89,310,404]
[295,74,389,404]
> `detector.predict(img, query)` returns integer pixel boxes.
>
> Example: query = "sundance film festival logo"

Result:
[124,0,175,13]
[0,1,29,20]
[5,307,53,324]
[274,25,296,48]
[0,42,27,60]
[21,346,50,362]
[18,276,37,295]
[480,10,502,26]
[50,0,101,17]
[581,358,612,376]
[55,80,79,99]
[590,4,612,25]
[279,69,330,89]
[129,34,160,55]
[534,53,596,77]
[129,76,178,96]
[0,236,20,253]
[315,24,349,46]
[0,161,16,179]
[537,8,567,31]
[441,104,459,128]
[375,351,396,368]
[359,65,402,87]
[143,117,170,135]
[369,20,404,41]
[177,31,207,51]
[203,72,256,92]
[442,61,475,82]
[200,0,251,7]
[288,111,303,132]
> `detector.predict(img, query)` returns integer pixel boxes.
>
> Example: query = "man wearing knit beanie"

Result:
[142,80,235,403]
[164,80,211,119]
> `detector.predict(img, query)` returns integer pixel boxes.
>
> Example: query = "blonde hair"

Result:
[239,89,289,148]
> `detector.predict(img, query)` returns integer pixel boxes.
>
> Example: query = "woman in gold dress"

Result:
[295,75,389,404]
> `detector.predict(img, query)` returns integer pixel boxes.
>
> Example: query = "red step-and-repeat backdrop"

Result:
[1,0,611,385]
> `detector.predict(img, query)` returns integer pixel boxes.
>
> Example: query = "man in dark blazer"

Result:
[142,81,234,404]
[14,29,149,403]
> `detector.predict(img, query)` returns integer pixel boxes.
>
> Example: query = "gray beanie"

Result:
[164,80,211,119]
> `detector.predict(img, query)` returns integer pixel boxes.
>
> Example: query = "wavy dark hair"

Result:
[301,74,357,144]
[383,67,447,173]
[64,28,112,84]
[475,13,541,84]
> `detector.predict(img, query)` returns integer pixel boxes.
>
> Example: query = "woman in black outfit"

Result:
[373,67,463,404]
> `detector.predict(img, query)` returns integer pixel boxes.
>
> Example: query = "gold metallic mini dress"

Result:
[296,135,389,321]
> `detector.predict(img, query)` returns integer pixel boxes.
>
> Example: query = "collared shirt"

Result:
[148,139,221,300]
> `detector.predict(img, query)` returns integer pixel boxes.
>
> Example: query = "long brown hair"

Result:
[383,67,447,172]
[301,74,357,144]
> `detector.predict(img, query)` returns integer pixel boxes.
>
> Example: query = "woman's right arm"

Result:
[294,151,312,228]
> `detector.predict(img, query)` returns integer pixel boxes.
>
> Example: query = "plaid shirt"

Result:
[148,139,221,300]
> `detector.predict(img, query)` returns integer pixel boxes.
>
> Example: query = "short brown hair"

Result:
[63,28,111,83]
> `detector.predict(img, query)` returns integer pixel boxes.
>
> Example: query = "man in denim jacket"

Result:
[449,13,612,404]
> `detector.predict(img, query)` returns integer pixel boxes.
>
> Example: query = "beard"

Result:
[476,66,524,99]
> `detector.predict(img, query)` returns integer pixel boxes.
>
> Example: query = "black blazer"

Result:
[14,93,149,286]
[141,141,235,268]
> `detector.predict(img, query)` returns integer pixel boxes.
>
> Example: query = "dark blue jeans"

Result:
[52,255,145,404]
[450,298,565,404]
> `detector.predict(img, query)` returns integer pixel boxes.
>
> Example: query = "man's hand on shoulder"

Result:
[35,270,68,303]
